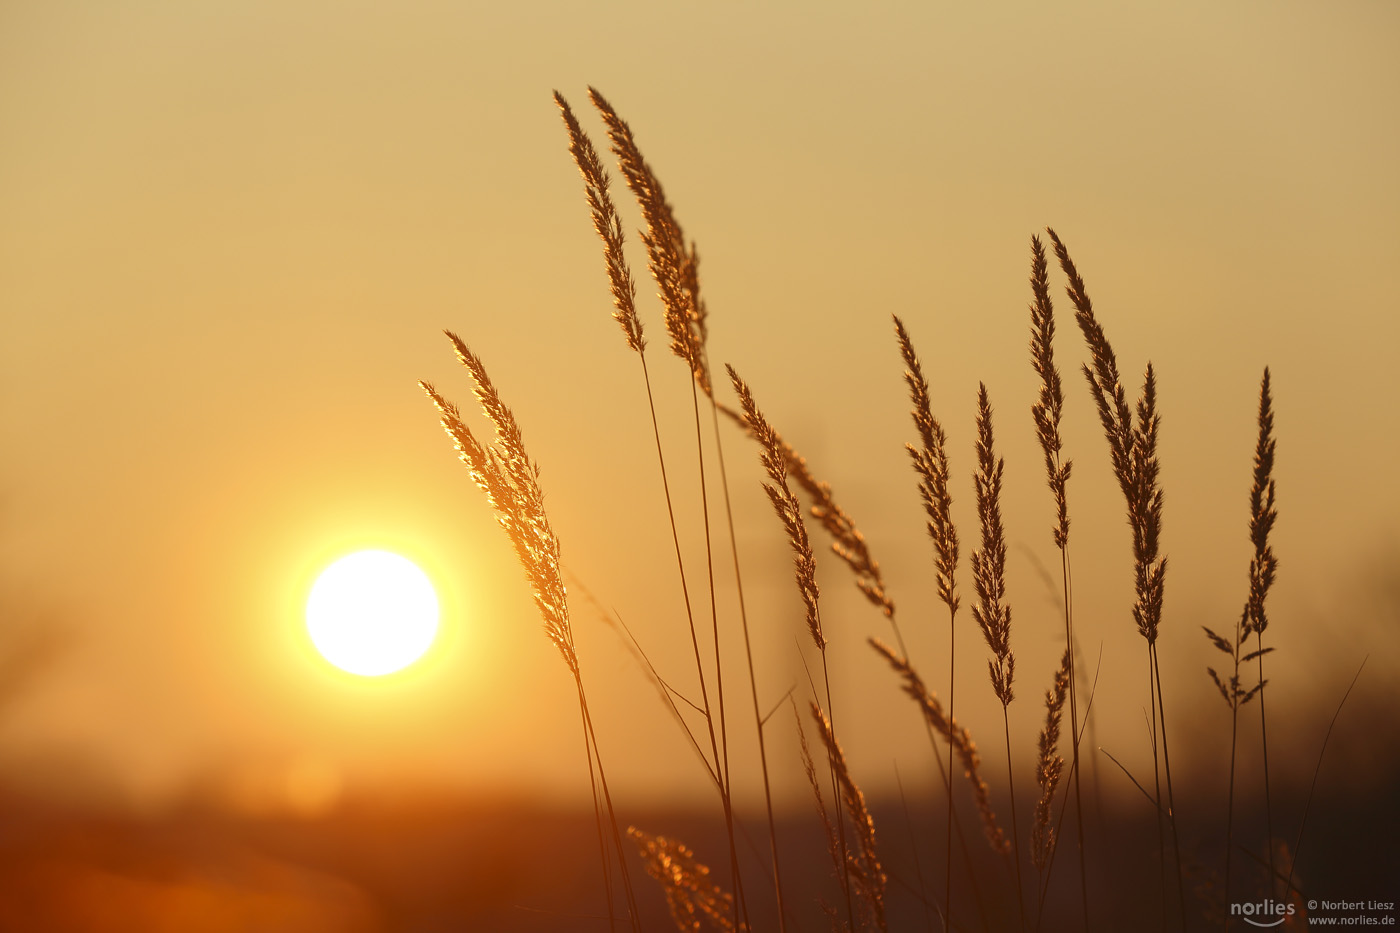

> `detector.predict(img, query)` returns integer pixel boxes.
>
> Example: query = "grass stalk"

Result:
[687,374,748,929]
[1205,368,1279,922]
[970,383,1026,932]
[1147,647,1168,926]
[1028,233,1090,932]
[894,314,969,933]
[1002,713,1027,932]
[946,608,958,930]
[1049,228,1187,930]
[812,700,890,932]
[1060,553,1088,927]
[1031,648,1069,924]
[1151,643,1187,928]
[709,392,789,931]
[1204,605,1253,925]
[577,685,619,932]
[721,397,993,932]
[641,352,743,930]
[872,637,994,933]
[1247,368,1280,893]
[422,340,642,931]
[1033,647,1103,933]
[557,89,745,927]
[728,365,857,931]
[872,639,1010,858]
[587,86,748,925]
[1224,654,1241,928]
[579,680,644,931]
[820,653,856,932]
[1256,647,1275,890]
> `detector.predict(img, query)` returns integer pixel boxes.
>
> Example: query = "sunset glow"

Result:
[306,550,439,677]
[1,2,1396,927]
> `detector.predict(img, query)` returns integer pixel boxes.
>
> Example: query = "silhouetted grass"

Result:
[417,87,1380,933]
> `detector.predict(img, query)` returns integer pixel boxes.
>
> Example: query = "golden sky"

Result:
[0,0,1396,815]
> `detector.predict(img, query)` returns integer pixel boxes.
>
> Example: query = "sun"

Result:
[306,550,439,677]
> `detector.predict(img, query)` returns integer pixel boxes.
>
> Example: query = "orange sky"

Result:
[0,0,1396,815]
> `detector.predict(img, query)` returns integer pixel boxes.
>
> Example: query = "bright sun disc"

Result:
[306,550,439,676]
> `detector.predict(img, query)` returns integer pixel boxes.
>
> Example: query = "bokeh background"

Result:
[1,0,1396,928]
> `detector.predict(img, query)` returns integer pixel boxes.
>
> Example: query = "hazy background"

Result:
[0,0,1396,838]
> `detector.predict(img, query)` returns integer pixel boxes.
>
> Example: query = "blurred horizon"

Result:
[0,0,1397,843]
[1,751,1396,930]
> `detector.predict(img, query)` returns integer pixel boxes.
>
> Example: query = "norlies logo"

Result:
[1231,899,1297,927]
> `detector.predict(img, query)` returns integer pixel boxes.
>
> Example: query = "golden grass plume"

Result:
[726,365,824,650]
[718,402,895,622]
[894,315,960,615]
[587,87,709,394]
[1028,233,1072,549]
[1243,367,1278,641]
[628,828,737,933]
[971,383,1014,707]
[1047,228,1166,644]
[554,91,645,355]
[421,332,574,672]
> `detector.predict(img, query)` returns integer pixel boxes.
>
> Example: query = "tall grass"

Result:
[1203,368,1279,926]
[417,88,1376,933]
[728,364,858,931]
[556,88,749,930]
[1027,234,1089,932]
[1046,228,1186,929]
[893,315,969,932]
[969,384,1026,933]
[422,337,640,931]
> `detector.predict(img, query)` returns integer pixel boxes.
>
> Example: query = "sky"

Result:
[0,0,1397,817]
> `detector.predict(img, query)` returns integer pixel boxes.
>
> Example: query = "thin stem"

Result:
[1003,706,1027,933]
[821,650,858,933]
[578,674,643,933]
[946,604,958,933]
[1101,746,1165,815]
[710,394,788,931]
[638,354,715,764]
[1151,642,1187,933]
[1256,633,1276,893]
[578,682,619,933]
[1147,646,1167,931]
[636,353,739,929]
[1224,685,1239,933]
[1221,602,1248,932]
[1088,662,1104,835]
[689,377,747,930]
[1060,549,1090,933]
